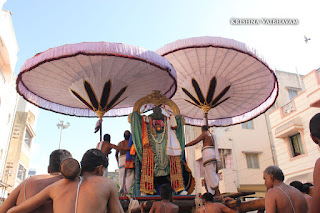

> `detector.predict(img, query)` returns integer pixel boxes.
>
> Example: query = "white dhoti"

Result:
[118,155,134,194]
[202,146,219,195]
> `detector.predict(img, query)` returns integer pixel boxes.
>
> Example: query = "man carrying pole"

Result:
[185,125,220,196]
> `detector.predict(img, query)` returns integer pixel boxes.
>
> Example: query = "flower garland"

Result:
[150,119,167,144]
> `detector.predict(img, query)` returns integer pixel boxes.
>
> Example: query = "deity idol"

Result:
[129,91,194,196]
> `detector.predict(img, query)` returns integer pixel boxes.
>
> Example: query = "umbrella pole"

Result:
[204,112,208,126]
[96,111,105,142]
[100,119,103,141]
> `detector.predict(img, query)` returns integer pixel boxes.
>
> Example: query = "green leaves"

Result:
[182,76,231,111]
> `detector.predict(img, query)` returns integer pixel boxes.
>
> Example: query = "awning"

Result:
[275,118,303,138]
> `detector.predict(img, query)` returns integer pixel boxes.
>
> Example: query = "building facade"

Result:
[0,2,19,192]
[269,69,320,184]
[4,97,38,193]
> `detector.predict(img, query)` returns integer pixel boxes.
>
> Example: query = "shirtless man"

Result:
[185,125,220,195]
[97,133,131,177]
[96,134,118,176]
[96,134,117,156]
[290,181,312,208]
[115,130,131,163]
[7,149,123,213]
[309,113,320,213]
[264,166,308,213]
[115,130,133,194]
[0,149,72,213]
[140,184,178,213]
[198,193,236,213]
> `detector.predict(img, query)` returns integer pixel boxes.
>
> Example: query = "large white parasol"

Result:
[157,36,278,126]
[17,42,177,139]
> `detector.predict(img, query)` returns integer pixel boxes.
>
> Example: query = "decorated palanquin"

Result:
[129,91,195,196]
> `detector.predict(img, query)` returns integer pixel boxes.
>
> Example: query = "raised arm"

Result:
[0,181,23,213]
[185,132,205,147]
[7,185,51,213]
[110,143,130,151]
[309,158,320,213]
[107,181,124,213]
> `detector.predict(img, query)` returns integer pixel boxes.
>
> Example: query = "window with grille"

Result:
[288,89,298,101]
[17,164,26,181]
[218,149,233,169]
[289,133,304,157]
[242,120,254,129]
[246,153,259,169]
[24,129,32,148]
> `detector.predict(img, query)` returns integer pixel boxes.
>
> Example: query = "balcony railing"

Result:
[281,101,295,116]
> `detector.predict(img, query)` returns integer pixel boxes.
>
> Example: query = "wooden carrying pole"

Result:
[120,193,265,213]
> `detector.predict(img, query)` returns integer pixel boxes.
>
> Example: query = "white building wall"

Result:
[215,114,274,187]
[269,70,320,184]
[0,6,18,181]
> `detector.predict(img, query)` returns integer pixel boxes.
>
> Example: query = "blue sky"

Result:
[3,0,320,173]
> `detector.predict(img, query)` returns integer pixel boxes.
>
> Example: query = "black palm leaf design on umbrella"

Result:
[70,80,127,117]
[182,76,231,113]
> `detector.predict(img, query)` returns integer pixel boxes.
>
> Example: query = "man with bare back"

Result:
[115,130,134,194]
[264,165,308,213]
[290,181,312,208]
[185,125,220,195]
[7,149,124,213]
[140,184,179,213]
[96,134,118,176]
[197,193,236,213]
[309,113,320,213]
[0,149,72,213]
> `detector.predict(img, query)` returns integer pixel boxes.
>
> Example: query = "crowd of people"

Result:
[0,112,319,212]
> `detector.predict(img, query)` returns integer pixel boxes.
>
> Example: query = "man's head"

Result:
[310,113,320,146]
[60,158,81,179]
[290,181,303,192]
[80,149,108,176]
[124,130,131,140]
[202,192,214,204]
[303,183,313,195]
[103,134,111,142]
[48,149,72,173]
[263,166,284,189]
[202,125,209,132]
[160,184,174,201]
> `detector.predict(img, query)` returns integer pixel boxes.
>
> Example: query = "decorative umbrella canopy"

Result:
[17,42,177,119]
[157,37,278,126]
